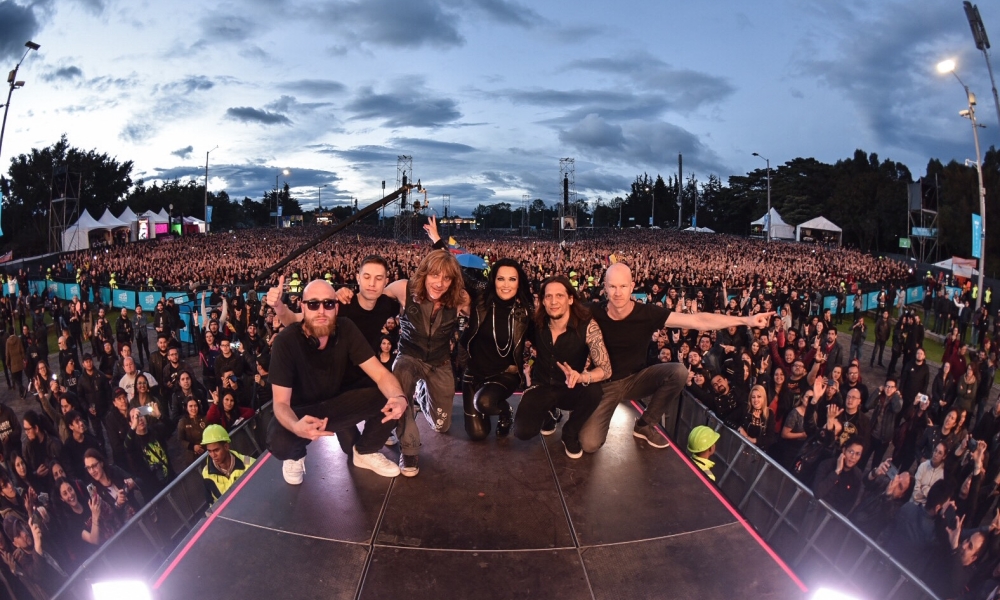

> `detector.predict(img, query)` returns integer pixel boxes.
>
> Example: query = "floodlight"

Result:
[92,580,153,600]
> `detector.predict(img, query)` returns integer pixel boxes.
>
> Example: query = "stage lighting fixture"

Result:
[811,589,860,600]
[92,580,152,600]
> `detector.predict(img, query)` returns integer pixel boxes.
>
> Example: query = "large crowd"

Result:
[0,223,996,599]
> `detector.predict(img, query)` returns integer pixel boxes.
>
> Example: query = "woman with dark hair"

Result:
[82,448,141,522]
[52,477,113,567]
[454,257,535,441]
[376,336,395,369]
[170,370,208,421]
[177,398,208,467]
[206,390,254,431]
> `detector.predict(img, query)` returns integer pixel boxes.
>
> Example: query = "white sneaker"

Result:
[282,458,305,485]
[353,447,401,478]
[385,432,398,446]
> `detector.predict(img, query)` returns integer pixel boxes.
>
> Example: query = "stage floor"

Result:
[153,395,807,599]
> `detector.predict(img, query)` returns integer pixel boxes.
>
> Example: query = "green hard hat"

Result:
[201,424,231,446]
[687,425,720,454]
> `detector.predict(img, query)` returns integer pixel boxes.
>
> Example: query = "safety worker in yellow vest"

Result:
[569,270,579,288]
[75,268,82,284]
[109,273,118,289]
[972,285,979,302]
[324,271,334,284]
[688,426,720,482]
[986,287,993,310]
[200,425,256,503]
[45,267,52,281]
[147,276,155,290]
[287,272,303,294]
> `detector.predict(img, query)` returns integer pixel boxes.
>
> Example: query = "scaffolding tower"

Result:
[558,158,577,242]
[441,194,451,238]
[520,194,530,237]
[49,165,82,253]
[393,156,413,242]
[906,176,940,263]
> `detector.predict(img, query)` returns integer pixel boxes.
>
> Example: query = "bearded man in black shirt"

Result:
[580,263,773,452]
[267,280,408,485]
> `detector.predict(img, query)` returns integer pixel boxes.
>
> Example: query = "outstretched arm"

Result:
[666,311,773,332]
[584,319,612,383]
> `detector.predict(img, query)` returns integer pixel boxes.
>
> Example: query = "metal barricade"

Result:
[51,404,272,600]
[674,392,941,600]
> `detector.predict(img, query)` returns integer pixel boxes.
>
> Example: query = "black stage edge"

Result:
[152,395,808,600]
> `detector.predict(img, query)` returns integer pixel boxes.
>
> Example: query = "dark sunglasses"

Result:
[303,299,338,311]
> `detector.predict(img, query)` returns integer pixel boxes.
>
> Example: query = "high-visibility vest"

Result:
[202,451,255,503]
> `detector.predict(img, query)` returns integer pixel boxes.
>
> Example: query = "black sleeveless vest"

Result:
[397,280,459,364]
[532,318,590,387]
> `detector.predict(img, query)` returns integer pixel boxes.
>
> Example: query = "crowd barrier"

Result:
[50,404,273,600]
[672,393,941,600]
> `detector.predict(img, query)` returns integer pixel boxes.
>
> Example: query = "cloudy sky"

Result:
[1,0,998,215]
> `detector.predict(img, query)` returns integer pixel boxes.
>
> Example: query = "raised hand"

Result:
[265,275,285,309]
[423,214,441,243]
[381,396,407,423]
[745,311,775,329]
[335,287,354,304]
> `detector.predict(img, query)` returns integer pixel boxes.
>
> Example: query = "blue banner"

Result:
[906,286,924,304]
[206,206,213,224]
[973,214,983,259]
[111,289,137,310]
[137,292,159,312]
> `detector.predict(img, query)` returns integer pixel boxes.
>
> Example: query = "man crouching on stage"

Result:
[267,280,408,485]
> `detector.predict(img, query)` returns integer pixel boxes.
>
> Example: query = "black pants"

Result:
[886,347,903,379]
[863,437,890,472]
[514,383,602,444]
[463,370,520,441]
[870,340,886,366]
[267,387,397,461]
[134,336,150,370]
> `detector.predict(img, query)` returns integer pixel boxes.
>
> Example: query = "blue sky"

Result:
[1,0,998,215]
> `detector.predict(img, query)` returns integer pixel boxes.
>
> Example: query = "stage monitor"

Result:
[137,217,149,240]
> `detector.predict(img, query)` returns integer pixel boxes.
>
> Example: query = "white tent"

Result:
[117,206,138,224]
[796,216,843,246]
[682,226,716,233]
[62,210,107,251]
[934,257,980,278]
[751,208,795,240]
[157,208,170,222]
[140,210,168,224]
[97,208,129,230]
[183,216,206,233]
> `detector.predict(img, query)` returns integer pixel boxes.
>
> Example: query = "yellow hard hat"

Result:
[687,426,720,454]
[201,424,231,446]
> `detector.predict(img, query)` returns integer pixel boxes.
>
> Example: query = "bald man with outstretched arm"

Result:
[580,263,772,452]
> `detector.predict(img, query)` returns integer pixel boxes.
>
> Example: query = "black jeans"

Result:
[513,383,602,444]
[870,340,886,366]
[266,387,397,461]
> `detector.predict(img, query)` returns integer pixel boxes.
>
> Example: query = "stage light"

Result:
[811,589,860,600]
[92,580,152,600]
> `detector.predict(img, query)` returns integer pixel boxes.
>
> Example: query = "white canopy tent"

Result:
[796,216,843,246]
[751,208,795,240]
[157,208,170,222]
[140,210,168,224]
[682,226,716,233]
[116,206,140,241]
[62,210,107,251]
[183,216,206,233]
[933,257,980,278]
[137,210,169,239]
[97,208,129,230]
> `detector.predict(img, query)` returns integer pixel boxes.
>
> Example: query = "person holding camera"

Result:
[864,379,903,469]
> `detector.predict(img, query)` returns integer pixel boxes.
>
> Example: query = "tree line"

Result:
[1,136,998,274]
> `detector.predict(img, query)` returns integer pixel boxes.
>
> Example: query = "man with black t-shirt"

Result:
[267,279,408,485]
[580,263,772,453]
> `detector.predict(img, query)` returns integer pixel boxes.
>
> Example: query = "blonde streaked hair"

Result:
[411,249,465,308]
[750,384,770,420]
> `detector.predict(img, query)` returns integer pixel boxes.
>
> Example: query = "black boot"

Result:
[463,381,490,441]
[496,400,513,438]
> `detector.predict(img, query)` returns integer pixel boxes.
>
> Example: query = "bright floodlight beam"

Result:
[937,59,956,73]
[92,580,152,600]
[811,589,861,600]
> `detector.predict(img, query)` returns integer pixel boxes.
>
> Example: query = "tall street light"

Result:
[203,145,218,234]
[963,2,1000,131]
[752,152,771,242]
[939,59,987,310]
[646,185,654,227]
[275,168,290,228]
[317,184,327,211]
[0,41,40,166]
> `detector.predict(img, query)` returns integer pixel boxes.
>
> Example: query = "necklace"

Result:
[492,303,515,358]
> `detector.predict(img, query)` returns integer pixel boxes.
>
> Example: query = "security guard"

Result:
[687,426,720,482]
[324,271,334,285]
[287,272,303,294]
[200,425,256,503]
[986,286,993,311]
[109,272,118,289]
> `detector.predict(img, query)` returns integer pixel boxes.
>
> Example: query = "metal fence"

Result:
[50,405,273,600]
[673,392,941,600]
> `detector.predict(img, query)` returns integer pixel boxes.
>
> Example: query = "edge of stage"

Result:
[151,394,808,600]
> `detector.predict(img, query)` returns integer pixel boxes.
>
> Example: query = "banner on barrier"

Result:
[138,292,159,312]
[112,289,137,310]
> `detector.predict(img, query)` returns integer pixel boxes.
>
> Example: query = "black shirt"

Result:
[591,302,671,382]
[338,295,401,352]
[269,319,374,408]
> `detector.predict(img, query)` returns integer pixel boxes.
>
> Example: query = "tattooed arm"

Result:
[584,319,612,384]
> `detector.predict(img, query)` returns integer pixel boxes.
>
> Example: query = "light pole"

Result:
[939,59,987,309]
[317,184,327,211]
[203,145,217,234]
[646,185,654,227]
[752,152,771,242]
[0,41,40,166]
[275,168,289,228]
[963,3,1000,131]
